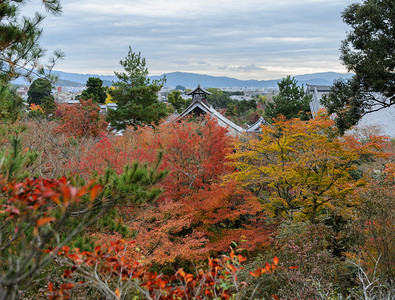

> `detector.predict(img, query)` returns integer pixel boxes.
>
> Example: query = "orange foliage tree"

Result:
[228,113,390,222]
[56,99,108,137]
[69,118,270,263]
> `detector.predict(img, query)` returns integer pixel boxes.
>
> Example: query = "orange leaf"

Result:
[90,184,103,201]
[115,288,121,299]
[249,270,261,278]
[36,217,55,227]
[272,295,280,300]
[237,254,247,263]
[265,262,271,272]
[273,256,279,265]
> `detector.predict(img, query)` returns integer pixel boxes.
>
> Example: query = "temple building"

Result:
[175,85,246,136]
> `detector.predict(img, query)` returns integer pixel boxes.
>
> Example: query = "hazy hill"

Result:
[55,79,84,87]
[12,71,354,88]
[51,70,117,85]
[151,72,353,88]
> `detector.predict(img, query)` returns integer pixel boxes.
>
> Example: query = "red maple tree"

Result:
[69,118,270,263]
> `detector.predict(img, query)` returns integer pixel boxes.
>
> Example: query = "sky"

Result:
[27,0,357,80]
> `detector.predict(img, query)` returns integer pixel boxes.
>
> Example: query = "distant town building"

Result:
[230,95,254,101]
[54,91,78,103]
[16,86,29,100]
[100,103,117,113]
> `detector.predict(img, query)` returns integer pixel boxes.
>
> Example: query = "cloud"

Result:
[219,64,267,72]
[27,0,356,79]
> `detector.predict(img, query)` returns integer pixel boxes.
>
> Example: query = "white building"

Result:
[306,84,395,137]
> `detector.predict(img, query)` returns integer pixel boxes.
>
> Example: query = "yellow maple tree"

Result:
[228,113,389,222]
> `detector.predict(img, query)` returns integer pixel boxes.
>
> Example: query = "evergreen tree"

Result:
[40,96,57,116]
[0,82,24,123]
[0,0,64,83]
[0,135,38,181]
[264,76,311,121]
[27,78,53,105]
[167,90,190,113]
[80,77,107,104]
[106,47,168,130]
[322,0,395,133]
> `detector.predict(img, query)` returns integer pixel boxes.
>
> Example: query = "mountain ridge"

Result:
[13,71,354,88]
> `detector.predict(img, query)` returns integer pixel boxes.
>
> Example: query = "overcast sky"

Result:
[28,0,357,80]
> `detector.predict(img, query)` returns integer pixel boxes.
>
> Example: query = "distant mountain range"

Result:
[13,71,354,88]
[151,72,354,88]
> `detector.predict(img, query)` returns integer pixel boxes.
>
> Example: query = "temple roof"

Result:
[246,117,267,133]
[186,84,212,96]
[176,87,245,136]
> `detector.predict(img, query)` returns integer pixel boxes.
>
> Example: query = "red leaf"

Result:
[273,256,279,266]
[60,283,74,290]
[63,269,72,278]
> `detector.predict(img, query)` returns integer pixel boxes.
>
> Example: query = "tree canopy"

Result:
[207,88,233,109]
[27,78,53,105]
[227,113,388,222]
[322,0,395,133]
[106,47,168,130]
[167,90,191,113]
[80,77,107,104]
[264,76,311,121]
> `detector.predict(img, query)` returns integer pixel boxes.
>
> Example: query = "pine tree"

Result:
[264,76,311,121]
[80,77,107,104]
[27,78,53,105]
[0,135,38,181]
[106,47,168,130]
[0,0,64,83]
[0,83,24,123]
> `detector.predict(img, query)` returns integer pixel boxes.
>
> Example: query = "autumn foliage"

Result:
[69,118,269,263]
[56,99,108,137]
[1,101,394,299]
[0,176,102,298]
[49,239,286,300]
[228,113,390,221]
